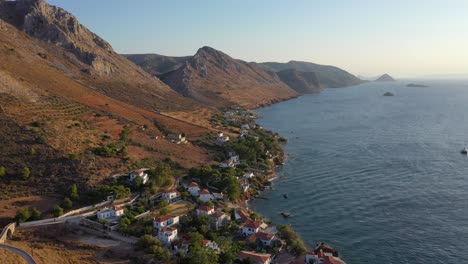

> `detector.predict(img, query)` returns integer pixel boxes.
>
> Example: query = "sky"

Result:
[47,0,468,78]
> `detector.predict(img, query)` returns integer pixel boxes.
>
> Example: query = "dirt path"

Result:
[0,244,37,264]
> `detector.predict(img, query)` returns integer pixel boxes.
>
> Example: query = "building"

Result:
[241,220,264,236]
[305,249,346,264]
[167,134,187,144]
[202,240,220,252]
[153,214,179,230]
[196,205,215,216]
[234,208,250,222]
[158,226,178,245]
[199,189,214,202]
[97,206,124,220]
[211,211,229,229]
[246,232,277,246]
[129,169,149,185]
[187,182,200,196]
[243,172,255,179]
[238,251,272,264]
[162,189,181,203]
[216,132,230,143]
[240,179,250,192]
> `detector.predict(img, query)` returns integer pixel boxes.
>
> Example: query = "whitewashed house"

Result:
[199,189,214,202]
[240,179,250,192]
[246,232,277,246]
[202,240,220,252]
[97,206,124,220]
[158,226,178,244]
[153,214,179,230]
[162,189,181,203]
[196,205,215,216]
[129,169,149,185]
[167,134,187,144]
[243,172,255,179]
[240,220,264,236]
[211,211,229,229]
[216,132,230,143]
[187,182,200,196]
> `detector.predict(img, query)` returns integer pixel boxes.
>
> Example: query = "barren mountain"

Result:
[375,73,396,82]
[256,61,363,88]
[276,69,322,93]
[124,53,190,75]
[158,46,298,108]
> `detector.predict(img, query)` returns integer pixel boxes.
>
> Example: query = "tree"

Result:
[69,184,79,201]
[52,205,64,217]
[30,147,36,155]
[30,208,42,220]
[62,197,73,209]
[15,208,31,223]
[136,234,160,252]
[22,167,30,180]
[0,166,5,178]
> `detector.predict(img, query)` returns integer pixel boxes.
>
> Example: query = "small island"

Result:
[383,92,394,96]
[407,83,428,87]
[375,73,396,82]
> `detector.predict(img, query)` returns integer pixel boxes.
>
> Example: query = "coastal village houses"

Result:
[246,232,277,246]
[157,226,178,245]
[129,169,149,185]
[241,219,265,236]
[216,132,230,143]
[199,188,214,202]
[153,214,179,231]
[238,250,272,264]
[196,205,215,216]
[187,181,200,196]
[167,134,187,144]
[211,211,229,229]
[97,206,124,220]
[305,249,346,264]
[162,189,181,203]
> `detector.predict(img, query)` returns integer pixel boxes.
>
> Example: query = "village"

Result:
[5,108,345,264]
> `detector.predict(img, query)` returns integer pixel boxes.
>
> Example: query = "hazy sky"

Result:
[47,0,468,78]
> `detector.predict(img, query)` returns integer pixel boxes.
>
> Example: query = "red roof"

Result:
[212,211,227,218]
[197,205,214,212]
[235,208,250,222]
[199,188,210,195]
[160,226,177,233]
[155,214,176,222]
[308,250,345,264]
[242,219,262,229]
[188,182,199,187]
[238,251,271,263]
[165,189,180,194]
[246,232,275,243]
[201,239,211,246]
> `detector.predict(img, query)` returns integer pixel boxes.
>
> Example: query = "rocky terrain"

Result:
[159,46,298,108]
[375,73,396,82]
[276,68,322,93]
[123,53,190,76]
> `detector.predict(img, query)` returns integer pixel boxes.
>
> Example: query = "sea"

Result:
[250,80,468,264]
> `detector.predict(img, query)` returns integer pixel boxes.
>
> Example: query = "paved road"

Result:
[0,244,37,264]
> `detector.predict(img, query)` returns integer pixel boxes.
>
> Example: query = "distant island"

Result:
[407,83,428,87]
[375,74,396,82]
[383,92,394,96]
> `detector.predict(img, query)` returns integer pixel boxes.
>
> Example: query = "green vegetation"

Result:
[30,147,36,155]
[52,205,64,217]
[30,208,42,220]
[62,197,73,209]
[278,224,307,255]
[22,167,30,180]
[15,208,31,223]
[136,234,171,262]
[69,184,79,201]
[0,166,5,177]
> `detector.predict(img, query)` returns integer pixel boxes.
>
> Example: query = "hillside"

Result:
[276,69,322,93]
[256,60,363,88]
[123,53,190,75]
[159,46,298,108]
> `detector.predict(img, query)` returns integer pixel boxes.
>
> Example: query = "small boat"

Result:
[461,148,468,154]
[283,193,288,199]
[280,212,291,218]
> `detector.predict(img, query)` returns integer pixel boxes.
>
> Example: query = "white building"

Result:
[187,181,200,196]
[240,220,264,236]
[153,214,179,230]
[158,226,178,245]
[238,251,272,264]
[243,172,255,179]
[305,249,346,264]
[167,134,187,144]
[211,211,229,229]
[202,240,220,252]
[129,169,149,185]
[97,206,124,220]
[162,189,181,203]
[216,132,230,143]
[240,179,250,193]
[196,205,215,216]
[246,232,277,246]
[199,189,214,202]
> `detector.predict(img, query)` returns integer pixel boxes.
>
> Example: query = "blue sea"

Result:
[250,80,468,264]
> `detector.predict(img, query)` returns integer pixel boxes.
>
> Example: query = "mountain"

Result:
[0,0,197,112]
[256,61,363,88]
[276,69,322,93]
[159,46,298,108]
[375,74,395,82]
[123,53,190,75]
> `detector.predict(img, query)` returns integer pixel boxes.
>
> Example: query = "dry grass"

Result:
[0,248,27,264]
[166,201,195,216]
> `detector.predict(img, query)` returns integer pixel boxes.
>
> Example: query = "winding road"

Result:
[0,244,37,264]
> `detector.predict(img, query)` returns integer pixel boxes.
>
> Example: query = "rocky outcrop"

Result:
[160,46,298,108]
[276,69,322,94]
[375,74,395,82]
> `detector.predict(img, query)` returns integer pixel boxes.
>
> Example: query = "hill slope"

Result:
[276,69,322,93]
[159,46,298,108]
[123,53,190,75]
[256,61,363,88]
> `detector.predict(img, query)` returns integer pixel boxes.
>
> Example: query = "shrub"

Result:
[30,208,42,220]
[22,167,30,180]
[52,205,64,217]
[15,208,31,223]
[62,197,73,209]
[0,166,6,177]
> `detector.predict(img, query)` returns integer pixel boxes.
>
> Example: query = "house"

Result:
[187,182,200,196]
[153,214,179,230]
[240,179,250,192]
[241,220,264,236]
[196,205,215,216]
[202,240,219,252]
[211,211,229,229]
[162,189,181,203]
[219,155,240,168]
[216,132,230,143]
[241,124,250,130]
[157,226,178,245]
[199,189,214,202]
[246,232,277,246]
[167,134,187,144]
[234,208,250,222]
[129,169,149,185]
[305,249,346,264]
[243,172,255,179]
[238,251,272,264]
[97,206,124,220]
[212,192,224,200]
